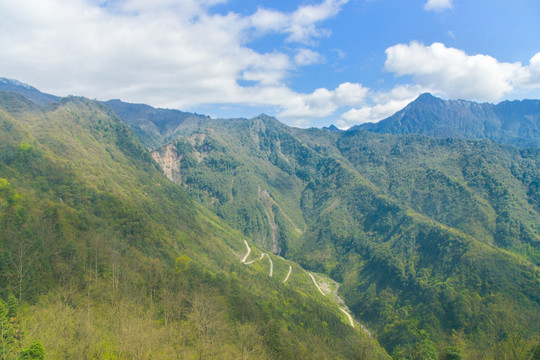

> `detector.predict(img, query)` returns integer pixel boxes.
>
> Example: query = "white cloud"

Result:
[334,82,370,106]
[278,82,368,120]
[0,0,347,113]
[384,42,540,102]
[250,0,348,43]
[336,84,426,128]
[523,53,540,87]
[424,0,453,12]
[294,49,324,66]
[250,8,289,33]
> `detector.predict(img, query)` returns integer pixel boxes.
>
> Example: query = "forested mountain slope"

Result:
[350,93,540,148]
[131,111,539,358]
[0,91,386,359]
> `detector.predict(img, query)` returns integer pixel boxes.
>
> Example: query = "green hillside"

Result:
[0,92,387,359]
[139,112,540,358]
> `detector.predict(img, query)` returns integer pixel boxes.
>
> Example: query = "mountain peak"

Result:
[350,94,540,147]
[0,77,35,90]
[323,124,342,132]
[413,92,443,104]
[417,92,437,99]
[254,113,277,121]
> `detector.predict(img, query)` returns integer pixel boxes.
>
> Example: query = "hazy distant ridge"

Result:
[350,93,540,148]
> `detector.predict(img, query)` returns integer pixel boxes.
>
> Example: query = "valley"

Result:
[0,79,539,359]
[110,96,540,358]
[0,90,387,359]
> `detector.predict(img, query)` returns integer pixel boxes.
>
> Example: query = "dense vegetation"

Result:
[140,111,540,358]
[0,92,386,359]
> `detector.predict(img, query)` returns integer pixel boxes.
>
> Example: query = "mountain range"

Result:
[1,77,539,359]
[350,92,540,148]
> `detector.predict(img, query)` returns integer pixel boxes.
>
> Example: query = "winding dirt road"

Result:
[308,273,326,296]
[241,240,251,263]
[241,241,273,277]
[283,265,292,283]
[245,253,264,265]
[267,254,273,277]
[240,241,365,331]
[339,307,355,328]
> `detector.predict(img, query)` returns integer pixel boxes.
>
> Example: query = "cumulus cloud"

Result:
[278,82,368,120]
[524,53,540,87]
[384,42,540,102]
[286,0,348,43]
[0,0,347,112]
[424,0,453,12]
[248,0,348,45]
[294,49,325,66]
[249,0,348,43]
[336,84,426,128]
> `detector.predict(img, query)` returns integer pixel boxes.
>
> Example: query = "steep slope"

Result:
[150,115,308,254]
[351,93,540,148]
[0,79,209,148]
[331,132,540,263]
[136,112,539,357]
[0,92,387,359]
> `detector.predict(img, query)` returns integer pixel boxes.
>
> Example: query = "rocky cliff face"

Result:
[151,143,182,183]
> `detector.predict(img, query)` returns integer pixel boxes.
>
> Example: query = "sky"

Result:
[0,0,539,128]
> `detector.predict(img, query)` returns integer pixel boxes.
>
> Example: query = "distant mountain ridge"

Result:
[0,77,211,147]
[104,99,210,147]
[350,93,540,148]
[3,77,540,148]
[0,77,60,106]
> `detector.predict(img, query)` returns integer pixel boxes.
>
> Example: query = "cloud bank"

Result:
[0,0,349,114]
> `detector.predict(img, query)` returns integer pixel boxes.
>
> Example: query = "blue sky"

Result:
[1,0,539,128]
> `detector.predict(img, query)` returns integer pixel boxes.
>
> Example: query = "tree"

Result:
[410,330,438,360]
[0,299,12,360]
[7,233,38,304]
[235,323,266,360]
[188,292,226,360]
[442,346,463,360]
[6,295,18,319]
[18,341,45,360]
[2,207,38,304]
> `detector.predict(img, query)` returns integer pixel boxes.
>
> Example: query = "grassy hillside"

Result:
[139,112,540,358]
[0,92,387,359]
